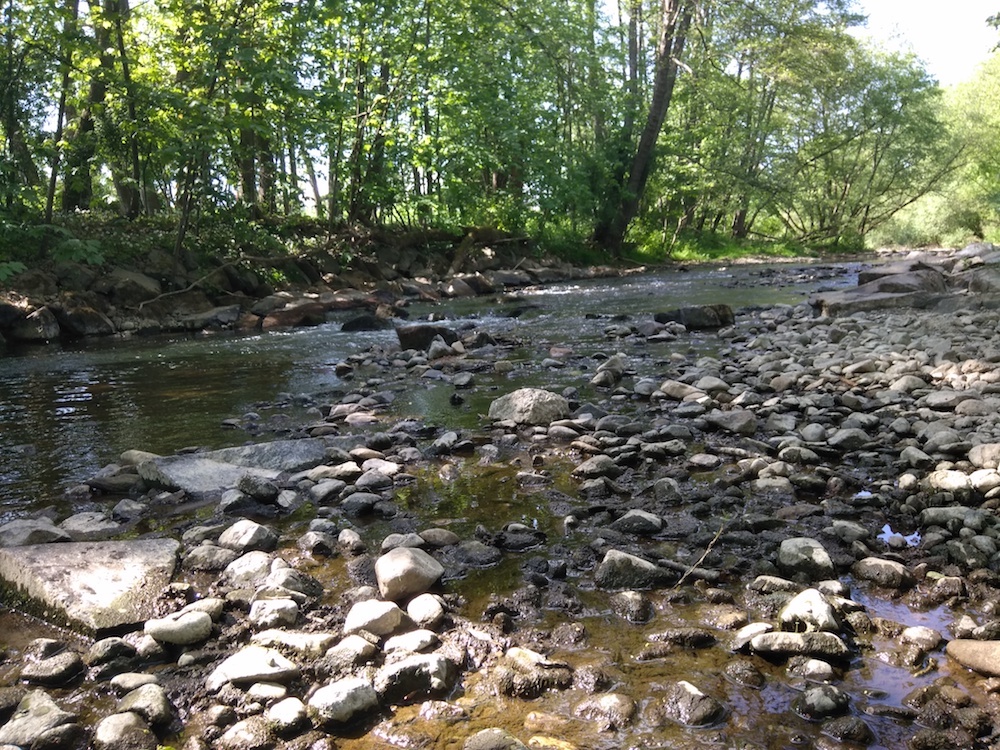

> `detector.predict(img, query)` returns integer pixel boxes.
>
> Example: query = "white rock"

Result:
[779,589,839,633]
[205,646,299,693]
[223,550,273,587]
[375,547,444,601]
[343,599,408,636]
[218,519,278,552]
[144,610,212,646]
[406,593,445,629]
[308,677,378,724]
[248,598,298,629]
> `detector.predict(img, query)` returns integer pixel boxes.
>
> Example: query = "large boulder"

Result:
[488,388,570,425]
[6,307,61,342]
[0,539,179,632]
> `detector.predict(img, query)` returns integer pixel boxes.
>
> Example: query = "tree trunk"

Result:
[593,0,693,255]
[46,0,80,221]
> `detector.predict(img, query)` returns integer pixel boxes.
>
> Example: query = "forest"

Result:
[1,0,999,278]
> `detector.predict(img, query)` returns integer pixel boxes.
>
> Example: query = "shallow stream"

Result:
[5,259,986,749]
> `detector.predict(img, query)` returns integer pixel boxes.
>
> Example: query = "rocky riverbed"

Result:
[4,247,1000,750]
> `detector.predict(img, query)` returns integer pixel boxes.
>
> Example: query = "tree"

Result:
[592,0,695,255]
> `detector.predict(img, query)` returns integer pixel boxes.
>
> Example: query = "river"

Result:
[0,262,861,521]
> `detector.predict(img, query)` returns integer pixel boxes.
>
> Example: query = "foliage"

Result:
[0,0,985,265]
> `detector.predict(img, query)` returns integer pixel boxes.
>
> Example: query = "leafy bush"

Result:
[0,260,27,281]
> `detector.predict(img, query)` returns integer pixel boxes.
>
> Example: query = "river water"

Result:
[0,262,860,521]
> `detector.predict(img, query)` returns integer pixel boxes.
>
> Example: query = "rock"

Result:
[0,539,179,632]
[308,677,379,725]
[487,388,570,425]
[396,324,459,350]
[321,634,379,676]
[778,588,839,633]
[108,269,161,306]
[822,715,874,745]
[777,537,835,580]
[793,684,849,720]
[223,550,273,587]
[610,590,653,623]
[343,600,408,637]
[248,598,299,629]
[342,313,392,332]
[144,610,213,645]
[463,728,529,750]
[215,715,274,750]
[407,593,446,629]
[20,651,84,687]
[572,455,622,479]
[651,681,725,726]
[265,566,323,598]
[92,711,157,750]
[609,509,663,535]
[183,544,239,571]
[373,653,458,703]
[205,646,300,692]
[749,631,850,660]
[118,684,174,727]
[138,438,328,496]
[594,549,673,590]
[654,304,734,330]
[574,693,637,730]
[54,300,117,338]
[704,409,758,436]
[852,557,915,590]
[266,696,308,734]
[58,511,123,541]
[0,691,77,747]
[827,428,870,452]
[384,629,438,654]
[110,674,159,695]
[0,518,72,547]
[7,307,61,342]
[218,519,279,553]
[375,547,444,600]
[492,648,572,699]
[251,630,337,658]
[969,443,1000,469]
[945,640,1000,677]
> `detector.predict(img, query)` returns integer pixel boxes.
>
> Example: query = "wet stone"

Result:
[649,680,725,727]
[574,692,637,730]
[20,651,84,687]
[464,728,529,750]
[793,684,849,720]
[92,712,156,750]
[0,691,77,748]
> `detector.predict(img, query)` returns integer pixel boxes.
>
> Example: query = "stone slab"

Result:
[137,438,333,496]
[0,539,179,633]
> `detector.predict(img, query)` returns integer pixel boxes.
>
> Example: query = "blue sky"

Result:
[855,0,997,85]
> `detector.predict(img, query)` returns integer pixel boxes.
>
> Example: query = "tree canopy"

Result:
[0,0,989,269]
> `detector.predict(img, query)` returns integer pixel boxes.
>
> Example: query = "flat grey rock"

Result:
[0,539,179,633]
[137,438,331,496]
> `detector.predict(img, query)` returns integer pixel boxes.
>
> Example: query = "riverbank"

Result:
[2,245,1000,749]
